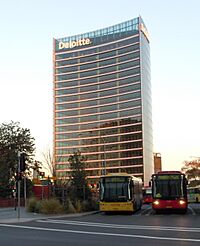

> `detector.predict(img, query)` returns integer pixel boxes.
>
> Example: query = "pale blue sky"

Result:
[0,0,199,170]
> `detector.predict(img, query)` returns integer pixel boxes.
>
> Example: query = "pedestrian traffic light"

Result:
[15,172,22,181]
[39,172,45,177]
[12,188,16,197]
[20,153,26,172]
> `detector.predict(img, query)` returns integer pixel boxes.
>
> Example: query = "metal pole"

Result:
[14,180,17,210]
[17,152,21,220]
[24,176,26,207]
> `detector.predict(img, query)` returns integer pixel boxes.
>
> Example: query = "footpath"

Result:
[0,207,97,224]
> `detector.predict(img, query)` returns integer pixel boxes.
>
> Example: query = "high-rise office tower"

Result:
[53,16,153,185]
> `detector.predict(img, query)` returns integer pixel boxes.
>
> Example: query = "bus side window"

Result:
[130,180,133,199]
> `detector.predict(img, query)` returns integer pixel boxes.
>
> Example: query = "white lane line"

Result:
[0,223,200,242]
[37,219,200,233]
[188,205,196,215]
[145,207,153,216]
[140,207,152,216]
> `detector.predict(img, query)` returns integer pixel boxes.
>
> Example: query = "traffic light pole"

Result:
[24,176,27,208]
[17,152,21,220]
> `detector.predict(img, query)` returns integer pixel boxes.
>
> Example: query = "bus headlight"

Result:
[153,200,159,205]
[179,200,186,205]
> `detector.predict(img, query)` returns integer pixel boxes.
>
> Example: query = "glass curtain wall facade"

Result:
[53,16,153,185]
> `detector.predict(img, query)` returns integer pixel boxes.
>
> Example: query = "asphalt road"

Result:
[0,204,200,246]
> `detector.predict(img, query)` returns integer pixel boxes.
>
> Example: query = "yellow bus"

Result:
[187,185,200,203]
[99,173,143,213]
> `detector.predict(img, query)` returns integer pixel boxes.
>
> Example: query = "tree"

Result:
[0,121,35,197]
[181,159,200,187]
[68,151,91,201]
[40,148,55,177]
[29,160,43,177]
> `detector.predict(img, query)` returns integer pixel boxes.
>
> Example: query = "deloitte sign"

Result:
[58,38,92,50]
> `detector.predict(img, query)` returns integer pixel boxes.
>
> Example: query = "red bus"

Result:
[151,171,188,213]
[142,186,152,204]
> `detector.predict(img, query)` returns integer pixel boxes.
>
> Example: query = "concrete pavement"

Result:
[0,207,97,223]
[1,204,199,224]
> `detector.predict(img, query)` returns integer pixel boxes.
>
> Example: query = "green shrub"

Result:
[74,199,98,212]
[27,196,98,215]
[34,200,42,213]
[64,198,76,213]
[89,199,99,211]
[39,198,64,214]
[81,200,90,212]
[74,200,82,213]
[26,197,38,213]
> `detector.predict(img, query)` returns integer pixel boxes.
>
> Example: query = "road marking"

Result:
[37,219,200,233]
[139,206,152,216]
[188,205,196,215]
[0,223,200,242]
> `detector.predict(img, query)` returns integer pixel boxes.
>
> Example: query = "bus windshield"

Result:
[100,177,130,202]
[153,175,184,199]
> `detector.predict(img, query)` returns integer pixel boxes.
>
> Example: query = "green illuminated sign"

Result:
[104,177,127,183]
[157,175,180,180]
